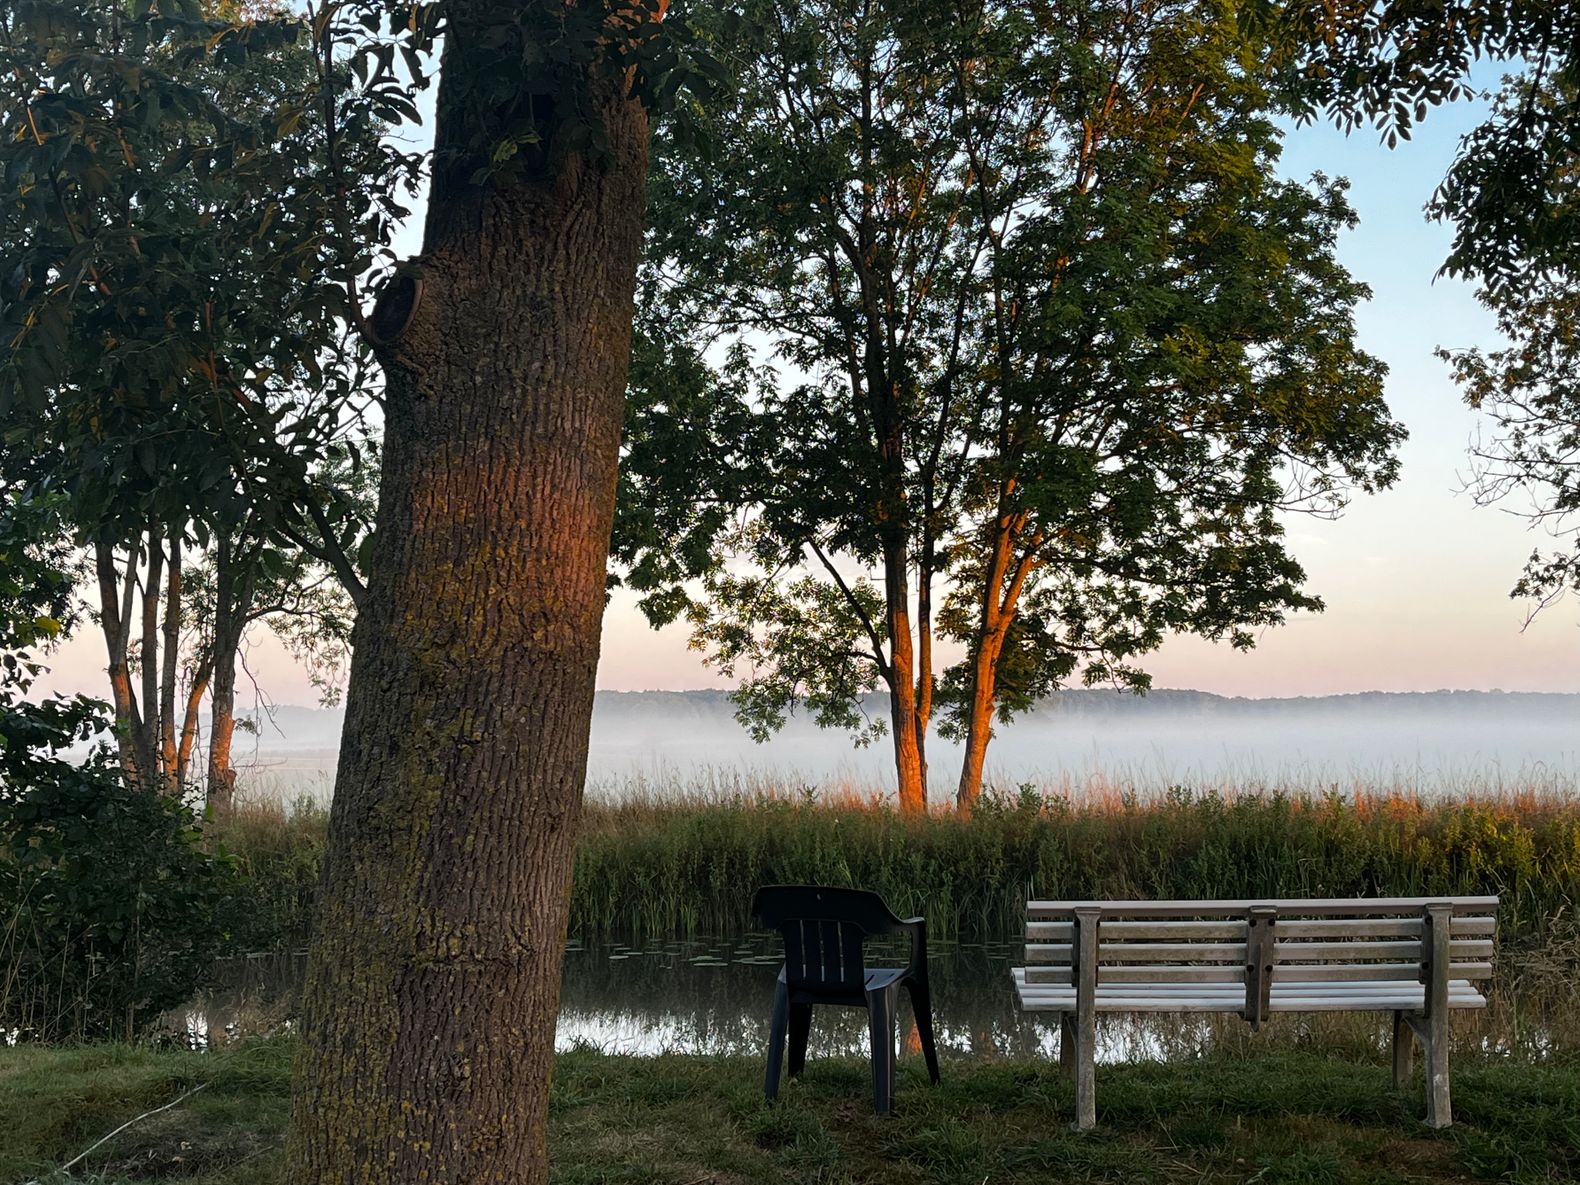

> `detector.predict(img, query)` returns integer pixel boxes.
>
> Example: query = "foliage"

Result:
[0,749,243,1042]
[634,0,1403,804]
[0,0,391,796]
[1442,272,1580,616]
[0,486,239,1043]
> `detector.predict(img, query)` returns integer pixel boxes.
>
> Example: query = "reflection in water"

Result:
[173,936,1571,1065]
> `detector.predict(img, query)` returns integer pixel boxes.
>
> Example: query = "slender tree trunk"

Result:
[914,547,934,793]
[206,538,252,819]
[159,528,183,795]
[955,630,1003,813]
[140,529,163,778]
[955,512,1037,813]
[287,37,650,1185]
[881,540,927,814]
[96,540,154,789]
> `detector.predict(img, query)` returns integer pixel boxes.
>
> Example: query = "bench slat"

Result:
[1012,968,1486,992]
[1272,961,1494,981]
[1026,920,1247,941]
[1274,939,1493,962]
[1268,918,1422,939]
[1028,960,1489,984]
[1029,917,1498,941]
[1027,942,1248,964]
[1012,969,1488,1013]
[1025,965,1252,985]
[1027,896,1498,919]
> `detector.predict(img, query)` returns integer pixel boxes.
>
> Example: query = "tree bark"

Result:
[882,540,927,815]
[97,539,155,789]
[955,629,1003,814]
[955,512,1037,813]
[205,536,251,819]
[287,31,650,1185]
[140,529,163,779]
[159,527,183,795]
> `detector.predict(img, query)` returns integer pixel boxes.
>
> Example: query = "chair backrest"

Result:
[752,885,908,994]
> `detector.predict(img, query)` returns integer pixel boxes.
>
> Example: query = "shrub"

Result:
[0,735,242,1042]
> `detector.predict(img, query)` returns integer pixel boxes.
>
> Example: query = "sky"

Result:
[34,71,1580,706]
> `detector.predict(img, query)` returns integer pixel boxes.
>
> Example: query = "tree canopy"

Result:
[636,0,1404,808]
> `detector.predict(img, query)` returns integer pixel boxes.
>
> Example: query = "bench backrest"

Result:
[1023,897,1497,1020]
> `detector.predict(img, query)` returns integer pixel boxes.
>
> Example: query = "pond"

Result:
[173,935,1572,1065]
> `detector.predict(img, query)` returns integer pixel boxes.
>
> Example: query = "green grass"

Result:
[218,785,1580,954]
[3,1039,1577,1184]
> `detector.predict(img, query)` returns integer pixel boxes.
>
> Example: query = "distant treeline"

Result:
[251,687,1580,736]
[223,787,1579,956]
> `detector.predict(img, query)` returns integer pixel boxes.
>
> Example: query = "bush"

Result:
[0,738,242,1042]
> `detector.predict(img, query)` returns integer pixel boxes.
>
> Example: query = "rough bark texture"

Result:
[206,537,249,819]
[286,38,650,1185]
[96,539,154,789]
[955,510,1036,813]
[882,541,926,815]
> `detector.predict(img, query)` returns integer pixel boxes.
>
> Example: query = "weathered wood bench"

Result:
[1012,896,1498,1130]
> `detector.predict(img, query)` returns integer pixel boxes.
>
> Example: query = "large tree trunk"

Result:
[286,34,650,1185]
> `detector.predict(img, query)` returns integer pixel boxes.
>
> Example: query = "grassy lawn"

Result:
[1,1038,1576,1184]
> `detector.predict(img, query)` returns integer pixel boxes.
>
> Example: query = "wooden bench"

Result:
[1012,896,1498,1130]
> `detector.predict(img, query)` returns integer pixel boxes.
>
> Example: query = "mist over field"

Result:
[234,689,1580,802]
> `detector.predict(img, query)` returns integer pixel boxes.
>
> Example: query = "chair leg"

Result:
[906,981,941,1085]
[765,979,789,1101]
[866,987,896,1115]
[787,1003,813,1077]
[1391,1010,1413,1090]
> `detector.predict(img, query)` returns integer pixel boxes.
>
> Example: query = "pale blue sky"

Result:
[37,75,1580,704]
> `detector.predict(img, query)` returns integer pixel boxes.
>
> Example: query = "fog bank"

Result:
[233,689,1580,803]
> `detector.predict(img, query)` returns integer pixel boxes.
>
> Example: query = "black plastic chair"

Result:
[751,884,940,1114]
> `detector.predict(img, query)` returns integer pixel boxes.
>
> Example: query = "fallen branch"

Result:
[37,1079,211,1180]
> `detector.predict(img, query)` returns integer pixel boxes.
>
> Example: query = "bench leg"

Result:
[1423,1013,1451,1128]
[1391,1009,1413,1089]
[1420,902,1453,1128]
[1059,1013,1075,1078]
[1072,907,1100,1131]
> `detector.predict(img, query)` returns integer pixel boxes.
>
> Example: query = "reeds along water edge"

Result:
[215,774,1580,963]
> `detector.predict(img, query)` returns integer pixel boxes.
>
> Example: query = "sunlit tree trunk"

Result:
[286,24,651,1185]
[206,536,250,818]
[956,510,1037,813]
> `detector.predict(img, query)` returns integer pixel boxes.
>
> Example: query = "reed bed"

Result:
[216,779,1580,959]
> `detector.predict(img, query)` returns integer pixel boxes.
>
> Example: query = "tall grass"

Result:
[215,782,1580,952]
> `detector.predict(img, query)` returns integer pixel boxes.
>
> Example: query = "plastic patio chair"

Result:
[751,884,941,1114]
